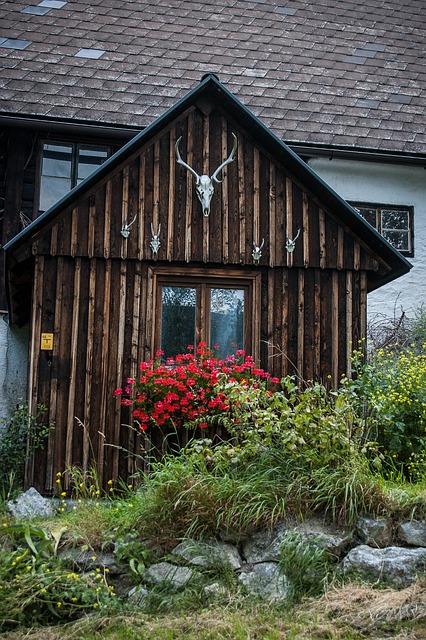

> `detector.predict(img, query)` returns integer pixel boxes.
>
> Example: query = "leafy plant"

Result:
[0,523,117,629]
[0,404,54,492]
[348,344,426,479]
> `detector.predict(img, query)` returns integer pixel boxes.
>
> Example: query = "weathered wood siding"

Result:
[27,255,367,493]
[31,109,381,273]
[23,105,376,492]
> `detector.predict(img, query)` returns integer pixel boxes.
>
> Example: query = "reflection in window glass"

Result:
[77,147,109,183]
[39,142,110,212]
[350,203,413,256]
[161,287,196,358]
[40,144,72,211]
[210,288,244,358]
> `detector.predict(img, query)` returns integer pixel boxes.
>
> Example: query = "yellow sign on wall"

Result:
[41,333,54,350]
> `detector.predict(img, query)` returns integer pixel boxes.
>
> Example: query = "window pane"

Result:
[161,287,196,358]
[39,176,72,211]
[382,229,409,252]
[40,143,72,211]
[356,207,377,228]
[210,288,244,358]
[41,143,72,178]
[77,146,109,182]
[381,209,409,230]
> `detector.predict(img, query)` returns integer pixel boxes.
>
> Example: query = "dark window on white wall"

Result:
[350,203,414,257]
[39,142,110,211]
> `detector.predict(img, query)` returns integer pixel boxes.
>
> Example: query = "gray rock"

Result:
[203,582,228,598]
[343,544,426,587]
[170,539,242,569]
[398,521,426,547]
[58,548,127,575]
[7,487,56,520]
[356,516,392,548]
[128,585,149,606]
[242,528,286,563]
[238,562,289,602]
[293,517,354,561]
[142,561,195,590]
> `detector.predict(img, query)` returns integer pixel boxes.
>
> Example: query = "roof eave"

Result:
[3,74,412,290]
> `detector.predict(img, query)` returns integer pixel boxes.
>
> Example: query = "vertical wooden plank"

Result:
[302,192,309,268]
[266,270,275,371]
[338,271,347,381]
[253,147,260,263]
[319,208,326,269]
[166,131,176,262]
[65,257,81,470]
[152,139,160,249]
[113,261,127,479]
[268,163,276,267]
[320,270,332,384]
[337,226,344,270]
[331,270,339,388]
[223,123,231,264]
[70,208,78,257]
[346,271,353,377]
[354,240,361,271]
[50,224,58,256]
[93,186,106,257]
[285,178,293,268]
[45,257,64,492]
[145,266,155,358]
[139,153,146,261]
[25,256,44,488]
[360,271,367,341]
[314,269,321,382]
[97,260,111,485]
[297,269,304,380]
[303,269,315,382]
[185,113,194,263]
[104,180,112,259]
[120,165,129,260]
[202,115,210,263]
[281,269,289,377]
[87,197,96,258]
[82,258,96,472]
[275,170,286,266]
[287,269,299,378]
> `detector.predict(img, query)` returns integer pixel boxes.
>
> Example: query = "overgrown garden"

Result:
[0,311,425,638]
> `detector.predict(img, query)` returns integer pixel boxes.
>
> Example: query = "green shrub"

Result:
[0,404,54,493]
[119,378,392,545]
[0,522,117,629]
[348,344,426,479]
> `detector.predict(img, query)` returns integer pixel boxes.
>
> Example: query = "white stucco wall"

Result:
[0,312,29,424]
[308,158,426,322]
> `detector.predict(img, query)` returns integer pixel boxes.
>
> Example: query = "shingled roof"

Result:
[0,0,425,156]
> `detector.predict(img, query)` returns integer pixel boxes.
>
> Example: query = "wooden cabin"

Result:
[4,76,411,493]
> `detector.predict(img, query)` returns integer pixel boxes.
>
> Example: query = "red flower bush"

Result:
[114,344,271,432]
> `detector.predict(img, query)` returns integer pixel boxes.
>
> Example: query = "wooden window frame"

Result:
[37,140,111,213]
[150,266,261,361]
[350,202,414,257]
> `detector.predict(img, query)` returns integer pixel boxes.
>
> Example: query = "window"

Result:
[153,268,261,360]
[39,142,110,211]
[350,202,414,257]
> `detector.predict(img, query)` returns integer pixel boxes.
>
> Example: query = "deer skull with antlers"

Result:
[175,133,237,217]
